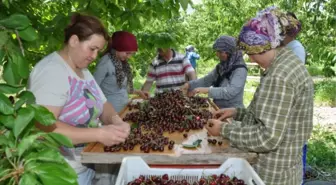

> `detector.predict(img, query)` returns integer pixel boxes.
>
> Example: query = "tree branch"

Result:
[14,30,25,56]
[86,0,91,10]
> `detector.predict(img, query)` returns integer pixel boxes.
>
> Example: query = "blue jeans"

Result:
[302,143,307,184]
[78,168,95,185]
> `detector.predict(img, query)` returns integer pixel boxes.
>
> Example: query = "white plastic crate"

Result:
[116,157,265,185]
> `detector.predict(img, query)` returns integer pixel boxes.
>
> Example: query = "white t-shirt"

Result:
[28,51,107,173]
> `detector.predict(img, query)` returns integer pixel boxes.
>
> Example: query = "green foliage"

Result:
[307,124,336,169]
[307,66,324,76]
[0,13,77,185]
[247,67,261,76]
[180,0,336,78]
[197,59,217,77]
[322,66,336,77]
[1,0,335,79]
[314,80,336,107]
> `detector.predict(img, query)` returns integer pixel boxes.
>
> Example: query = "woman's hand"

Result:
[205,119,224,136]
[111,115,130,133]
[188,87,209,97]
[134,90,150,99]
[212,108,237,121]
[97,125,130,146]
[180,83,190,95]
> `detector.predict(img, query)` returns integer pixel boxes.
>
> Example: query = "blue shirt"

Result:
[186,51,200,69]
[286,40,306,64]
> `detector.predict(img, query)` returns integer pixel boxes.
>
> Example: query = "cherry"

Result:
[107,90,215,154]
[134,179,141,184]
[162,174,169,181]
[139,175,145,181]
[211,174,217,179]
[199,178,206,185]
[127,173,246,185]
[237,180,245,185]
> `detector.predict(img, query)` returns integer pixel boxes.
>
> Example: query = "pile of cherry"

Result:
[124,90,212,133]
[127,174,246,185]
[104,128,175,153]
[104,90,214,153]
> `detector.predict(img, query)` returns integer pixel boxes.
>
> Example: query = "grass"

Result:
[243,79,336,107]
[306,124,336,181]
[306,64,336,77]
[307,65,324,77]
[314,80,336,107]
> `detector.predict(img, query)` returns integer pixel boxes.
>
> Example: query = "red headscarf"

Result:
[108,31,138,52]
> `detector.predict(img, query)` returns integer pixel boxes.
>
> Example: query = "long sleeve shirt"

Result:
[221,47,314,185]
[188,63,247,108]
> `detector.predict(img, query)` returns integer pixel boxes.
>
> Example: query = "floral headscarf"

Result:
[237,6,291,55]
[286,12,301,37]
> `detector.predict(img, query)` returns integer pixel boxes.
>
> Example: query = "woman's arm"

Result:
[37,105,128,146]
[208,67,247,100]
[188,68,218,90]
[100,102,119,125]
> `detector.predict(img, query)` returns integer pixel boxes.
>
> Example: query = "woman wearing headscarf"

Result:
[182,36,247,108]
[283,12,306,63]
[206,7,314,185]
[94,31,148,113]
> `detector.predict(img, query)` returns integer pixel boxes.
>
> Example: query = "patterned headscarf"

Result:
[237,6,290,55]
[213,36,246,77]
[105,31,137,93]
[286,12,302,37]
[108,49,134,93]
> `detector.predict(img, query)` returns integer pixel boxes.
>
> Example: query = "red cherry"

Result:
[162,174,169,180]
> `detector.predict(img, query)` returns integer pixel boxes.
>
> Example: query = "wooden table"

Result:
[81,98,258,165]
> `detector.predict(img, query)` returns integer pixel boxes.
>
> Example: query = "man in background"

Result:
[185,45,200,72]
[141,48,196,93]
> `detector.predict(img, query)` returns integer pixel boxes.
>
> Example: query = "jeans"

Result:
[78,168,95,185]
[302,143,307,185]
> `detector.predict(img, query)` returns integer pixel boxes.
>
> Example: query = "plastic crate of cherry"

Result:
[116,157,265,185]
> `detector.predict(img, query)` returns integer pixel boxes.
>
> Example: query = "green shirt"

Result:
[221,47,314,185]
